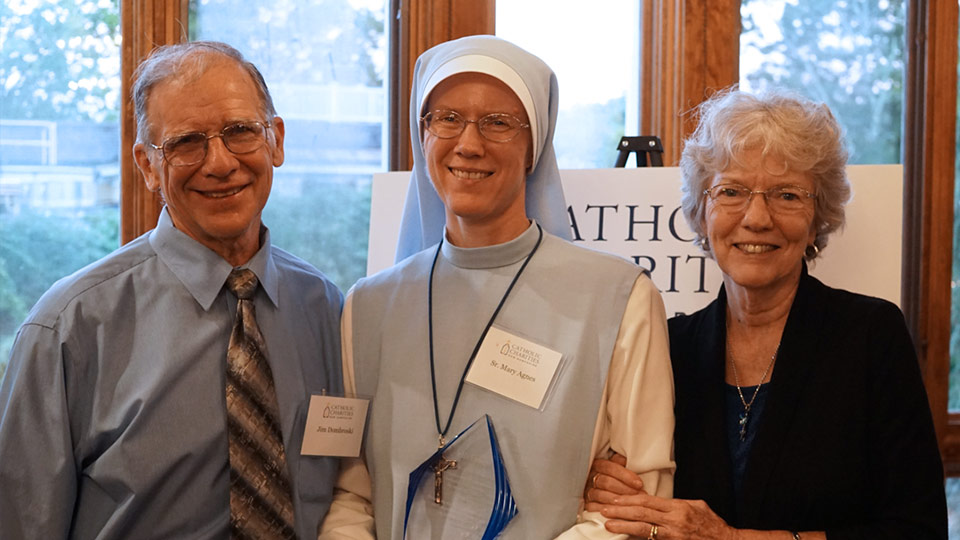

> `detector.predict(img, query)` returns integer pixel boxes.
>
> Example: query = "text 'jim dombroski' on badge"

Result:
[300,395,369,457]
[466,326,563,409]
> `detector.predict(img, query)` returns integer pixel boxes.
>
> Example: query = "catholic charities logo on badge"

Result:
[497,339,542,367]
[302,395,369,457]
[468,327,563,408]
[322,403,355,420]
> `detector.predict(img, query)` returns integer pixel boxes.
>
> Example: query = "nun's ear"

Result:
[525,132,534,172]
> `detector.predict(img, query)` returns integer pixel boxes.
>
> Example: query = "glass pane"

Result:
[951,2,960,413]
[740,0,906,165]
[0,0,122,378]
[189,0,387,290]
[497,1,640,169]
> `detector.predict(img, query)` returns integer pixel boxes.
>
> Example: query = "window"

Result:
[190,0,387,290]
[496,1,640,169]
[0,0,121,376]
[740,0,906,165]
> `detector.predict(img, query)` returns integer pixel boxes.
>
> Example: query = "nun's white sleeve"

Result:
[554,274,676,540]
[317,293,376,540]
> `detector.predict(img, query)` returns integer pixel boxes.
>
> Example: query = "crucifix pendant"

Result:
[433,453,457,505]
[738,409,750,441]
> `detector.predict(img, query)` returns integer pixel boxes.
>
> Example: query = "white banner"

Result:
[368,166,902,316]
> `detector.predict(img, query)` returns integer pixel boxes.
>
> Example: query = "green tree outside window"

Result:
[1,0,123,375]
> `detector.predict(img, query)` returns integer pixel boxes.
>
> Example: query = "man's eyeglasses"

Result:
[151,121,271,167]
[703,183,817,214]
[421,109,529,143]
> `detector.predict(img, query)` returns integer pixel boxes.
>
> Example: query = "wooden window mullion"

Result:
[639,0,739,166]
[120,0,190,244]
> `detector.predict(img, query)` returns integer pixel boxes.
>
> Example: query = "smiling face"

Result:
[422,72,533,246]
[703,147,817,296]
[133,57,284,265]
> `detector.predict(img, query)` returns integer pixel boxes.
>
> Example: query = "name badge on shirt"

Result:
[300,395,369,457]
[465,326,563,410]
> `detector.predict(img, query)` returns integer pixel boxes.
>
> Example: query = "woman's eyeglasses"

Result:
[703,183,817,214]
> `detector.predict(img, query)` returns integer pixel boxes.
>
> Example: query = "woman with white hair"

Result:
[584,89,946,540]
[340,35,675,539]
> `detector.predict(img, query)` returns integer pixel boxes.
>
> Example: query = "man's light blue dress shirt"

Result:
[0,209,344,539]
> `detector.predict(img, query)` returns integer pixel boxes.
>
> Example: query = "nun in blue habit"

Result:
[336,35,675,540]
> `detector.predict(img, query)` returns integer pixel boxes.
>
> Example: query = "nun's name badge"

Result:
[466,326,563,409]
[301,395,369,457]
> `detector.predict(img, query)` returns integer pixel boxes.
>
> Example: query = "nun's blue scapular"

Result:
[339,35,676,539]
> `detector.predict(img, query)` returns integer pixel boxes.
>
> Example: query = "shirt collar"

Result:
[149,207,280,310]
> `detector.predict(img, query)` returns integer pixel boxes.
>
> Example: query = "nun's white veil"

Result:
[394,35,571,262]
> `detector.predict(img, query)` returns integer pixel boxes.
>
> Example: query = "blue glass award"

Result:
[404,415,518,539]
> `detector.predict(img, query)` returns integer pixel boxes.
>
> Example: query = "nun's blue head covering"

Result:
[394,35,571,262]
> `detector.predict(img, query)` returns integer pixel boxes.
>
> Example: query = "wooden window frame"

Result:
[638,0,740,166]
[902,0,959,475]
[120,0,190,243]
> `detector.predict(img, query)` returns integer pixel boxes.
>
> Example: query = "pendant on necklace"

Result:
[738,408,750,441]
[432,435,457,505]
[432,454,457,505]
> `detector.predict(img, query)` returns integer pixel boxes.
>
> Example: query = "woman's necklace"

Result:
[728,343,779,441]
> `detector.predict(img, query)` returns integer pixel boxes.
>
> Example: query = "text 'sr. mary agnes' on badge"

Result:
[465,326,564,410]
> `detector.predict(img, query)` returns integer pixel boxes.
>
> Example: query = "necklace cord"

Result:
[428,224,544,439]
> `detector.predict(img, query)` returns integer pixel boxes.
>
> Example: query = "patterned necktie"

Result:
[225,269,297,539]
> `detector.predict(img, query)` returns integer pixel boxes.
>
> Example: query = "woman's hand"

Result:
[584,452,646,503]
[586,492,736,540]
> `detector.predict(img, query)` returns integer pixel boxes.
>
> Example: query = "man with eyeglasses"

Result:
[0,41,372,539]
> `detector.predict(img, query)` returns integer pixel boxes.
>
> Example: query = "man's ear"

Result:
[133,143,161,192]
[269,116,285,167]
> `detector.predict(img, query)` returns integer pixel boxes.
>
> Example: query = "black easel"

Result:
[614,136,664,167]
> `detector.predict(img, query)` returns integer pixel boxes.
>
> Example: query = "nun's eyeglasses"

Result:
[421,109,530,143]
